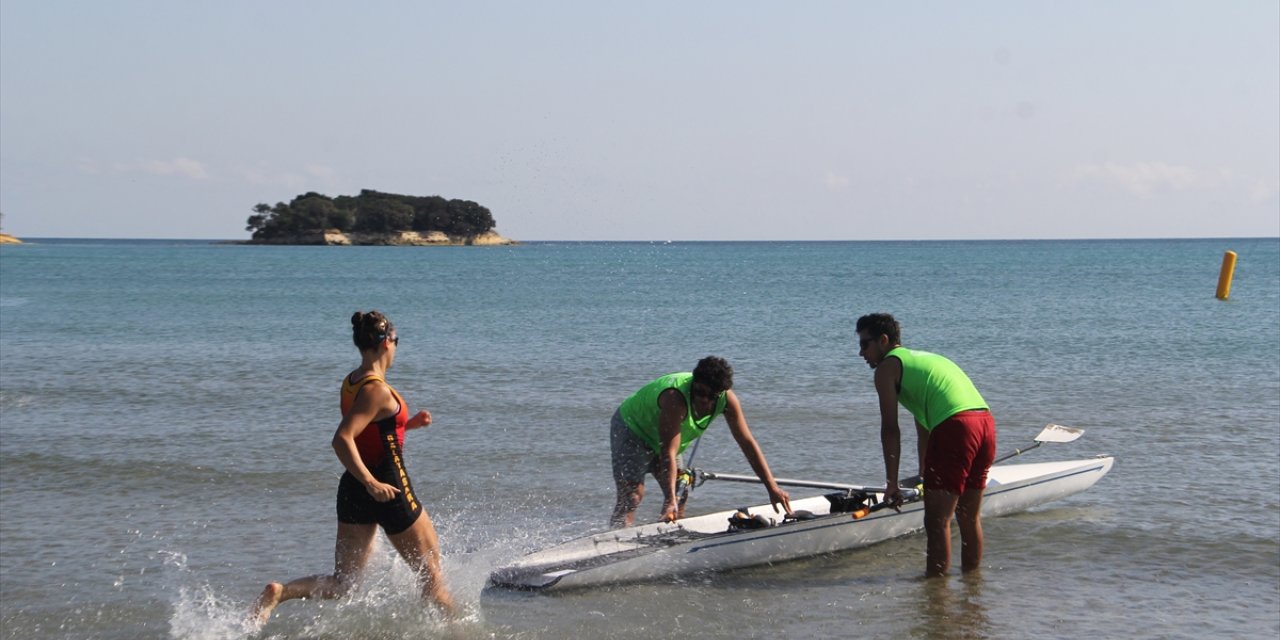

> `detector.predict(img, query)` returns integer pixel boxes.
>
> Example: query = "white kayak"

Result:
[488,455,1114,591]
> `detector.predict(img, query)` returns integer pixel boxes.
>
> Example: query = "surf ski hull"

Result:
[487,456,1114,591]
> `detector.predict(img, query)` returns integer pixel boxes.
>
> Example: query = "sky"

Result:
[1,1,1277,241]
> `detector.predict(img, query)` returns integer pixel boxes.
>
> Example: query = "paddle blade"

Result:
[1037,423,1085,443]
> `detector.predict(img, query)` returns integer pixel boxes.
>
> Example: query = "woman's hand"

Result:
[364,479,402,502]
[407,410,432,430]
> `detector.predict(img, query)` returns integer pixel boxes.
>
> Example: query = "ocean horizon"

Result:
[6,235,1278,243]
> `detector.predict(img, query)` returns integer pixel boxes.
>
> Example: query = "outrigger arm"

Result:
[697,423,1086,493]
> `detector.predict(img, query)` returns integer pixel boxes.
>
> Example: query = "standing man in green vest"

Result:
[855,313,997,577]
[610,356,792,528]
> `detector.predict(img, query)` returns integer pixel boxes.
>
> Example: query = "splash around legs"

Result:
[247,521,376,626]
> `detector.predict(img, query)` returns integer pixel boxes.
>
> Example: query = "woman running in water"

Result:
[252,311,456,625]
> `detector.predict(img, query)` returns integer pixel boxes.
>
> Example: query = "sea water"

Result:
[1,238,1277,639]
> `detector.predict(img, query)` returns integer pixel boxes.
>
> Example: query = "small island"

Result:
[245,189,515,246]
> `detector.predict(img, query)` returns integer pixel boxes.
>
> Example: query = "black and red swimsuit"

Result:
[335,373,422,535]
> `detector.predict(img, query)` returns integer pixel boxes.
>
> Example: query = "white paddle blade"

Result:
[1038,423,1084,443]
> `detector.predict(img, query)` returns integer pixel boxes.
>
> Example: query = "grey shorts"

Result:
[610,408,682,486]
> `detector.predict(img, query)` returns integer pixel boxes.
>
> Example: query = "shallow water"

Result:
[1,238,1277,639]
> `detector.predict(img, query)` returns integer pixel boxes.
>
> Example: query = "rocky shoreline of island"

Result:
[244,229,516,246]
[0,233,22,245]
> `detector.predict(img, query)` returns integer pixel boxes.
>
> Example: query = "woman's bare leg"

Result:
[251,522,378,625]
[387,510,457,618]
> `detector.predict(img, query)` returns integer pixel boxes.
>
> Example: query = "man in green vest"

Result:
[611,356,792,528]
[855,313,997,577]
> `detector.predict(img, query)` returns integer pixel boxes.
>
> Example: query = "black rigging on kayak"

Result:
[685,466,923,532]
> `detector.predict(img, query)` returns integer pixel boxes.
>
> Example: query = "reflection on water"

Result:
[911,573,991,640]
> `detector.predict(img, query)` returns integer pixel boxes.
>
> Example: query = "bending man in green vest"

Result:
[610,356,792,528]
[855,313,997,577]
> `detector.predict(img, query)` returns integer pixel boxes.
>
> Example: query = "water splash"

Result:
[161,550,259,640]
[160,539,498,640]
[169,583,260,640]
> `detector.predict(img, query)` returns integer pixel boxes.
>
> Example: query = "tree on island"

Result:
[245,189,496,240]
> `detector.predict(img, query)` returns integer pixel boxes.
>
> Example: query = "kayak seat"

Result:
[825,490,871,514]
[727,509,774,531]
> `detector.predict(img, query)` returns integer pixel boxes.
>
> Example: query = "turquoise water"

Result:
[1,238,1278,639]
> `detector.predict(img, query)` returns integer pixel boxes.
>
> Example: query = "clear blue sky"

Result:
[2,1,1276,240]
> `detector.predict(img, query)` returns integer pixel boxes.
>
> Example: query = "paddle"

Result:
[695,470,872,493]
[992,422,1083,463]
[697,423,1086,493]
[895,423,1084,488]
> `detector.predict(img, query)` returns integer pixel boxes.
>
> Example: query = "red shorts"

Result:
[923,410,996,494]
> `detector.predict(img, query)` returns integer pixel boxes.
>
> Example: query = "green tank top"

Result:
[618,372,728,454]
[886,347,988,432]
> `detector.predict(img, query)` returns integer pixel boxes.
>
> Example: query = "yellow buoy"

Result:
[1216,250,1237,300]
